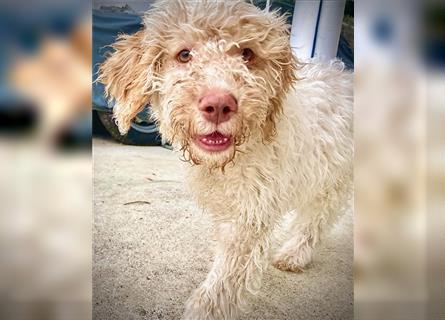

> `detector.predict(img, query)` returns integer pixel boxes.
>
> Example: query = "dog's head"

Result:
[99,0,297,168]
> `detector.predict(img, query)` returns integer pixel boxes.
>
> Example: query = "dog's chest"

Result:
[185,153,290,218]
[186,166,248,214]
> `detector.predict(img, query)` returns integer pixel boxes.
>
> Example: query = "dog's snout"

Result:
[198,90,237,124]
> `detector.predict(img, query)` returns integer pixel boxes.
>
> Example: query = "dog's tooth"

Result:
[201,136,230,146]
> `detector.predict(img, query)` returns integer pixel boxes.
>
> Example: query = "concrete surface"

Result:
[93,137,353,320]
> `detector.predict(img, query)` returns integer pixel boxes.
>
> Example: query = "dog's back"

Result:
[280,60,353,204]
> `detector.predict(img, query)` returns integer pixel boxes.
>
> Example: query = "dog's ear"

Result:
[261,22,298,142]
[98,30,162,134]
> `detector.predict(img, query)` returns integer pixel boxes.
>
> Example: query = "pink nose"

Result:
[198,90,238,124]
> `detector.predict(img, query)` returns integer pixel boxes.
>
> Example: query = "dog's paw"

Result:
[183,287,220,320]
[184,285,240,320]
[272,248,312,273]
[272,256,305,272]
[183,290,208,320]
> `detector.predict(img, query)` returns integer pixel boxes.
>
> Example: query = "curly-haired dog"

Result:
[99,1,353,319]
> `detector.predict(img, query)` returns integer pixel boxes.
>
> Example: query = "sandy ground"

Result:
[93,137,353,320]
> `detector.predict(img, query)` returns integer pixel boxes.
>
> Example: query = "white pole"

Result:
[313,0,346,62]
[290,0,321,60]
[290,0,346,62]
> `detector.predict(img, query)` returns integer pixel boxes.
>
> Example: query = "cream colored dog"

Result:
[99,1,353,319]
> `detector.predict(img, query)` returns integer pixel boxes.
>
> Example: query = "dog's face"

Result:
[99,0,296,168]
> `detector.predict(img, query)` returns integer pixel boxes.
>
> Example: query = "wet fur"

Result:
[99,1,353,319]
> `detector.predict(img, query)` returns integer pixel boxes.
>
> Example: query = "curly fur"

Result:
[98,1,353,319]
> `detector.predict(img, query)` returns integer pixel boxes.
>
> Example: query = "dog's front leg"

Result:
[184,221,271,320]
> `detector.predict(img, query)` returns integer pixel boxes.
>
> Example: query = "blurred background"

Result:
[0,1,92,320]
[354,0,445,319]
[0,0,444,319]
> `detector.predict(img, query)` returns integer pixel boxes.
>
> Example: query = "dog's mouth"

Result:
[194,132,232,152]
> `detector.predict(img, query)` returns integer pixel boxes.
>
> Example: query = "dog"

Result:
[98,1,353,319]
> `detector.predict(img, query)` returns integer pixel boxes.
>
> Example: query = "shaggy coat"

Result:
[99,1,353,319]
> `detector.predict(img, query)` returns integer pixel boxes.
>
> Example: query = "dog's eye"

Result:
[177,49,192,63]
[241,48,254,63]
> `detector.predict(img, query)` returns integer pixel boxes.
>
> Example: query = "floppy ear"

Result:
[98,30,162,134]
[261,20,298,142]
